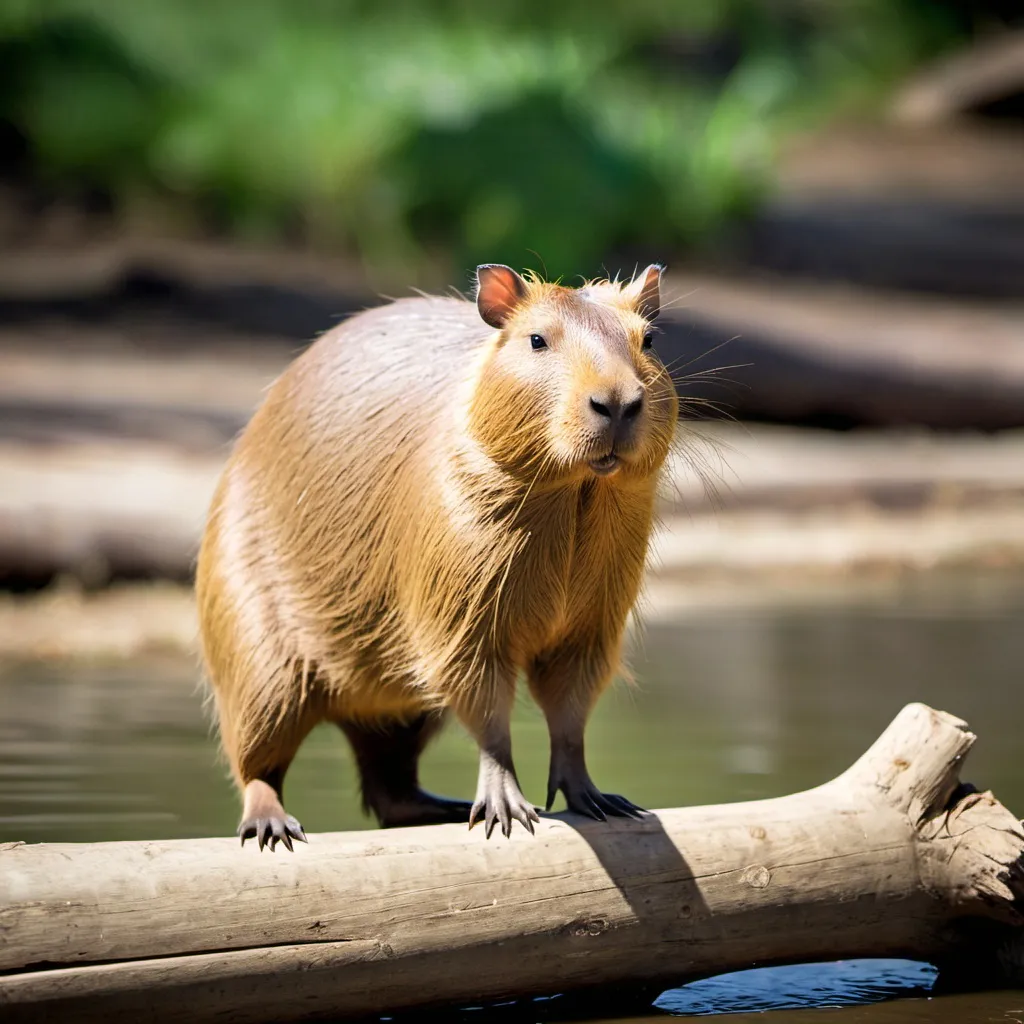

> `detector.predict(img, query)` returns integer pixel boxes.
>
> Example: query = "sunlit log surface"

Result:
[1,703,1022,1024]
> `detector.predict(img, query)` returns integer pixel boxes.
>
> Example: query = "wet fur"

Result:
[196,269,678,826]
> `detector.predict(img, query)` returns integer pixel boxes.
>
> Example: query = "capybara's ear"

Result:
[624,264,664,321]
[476,265,527,329]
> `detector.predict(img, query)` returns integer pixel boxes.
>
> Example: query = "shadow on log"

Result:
[1,703,1022,1023]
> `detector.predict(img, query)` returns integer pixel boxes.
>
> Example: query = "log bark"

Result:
[1,703,1022,1023]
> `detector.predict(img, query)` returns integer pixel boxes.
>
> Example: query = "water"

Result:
[2,567,1024,1021]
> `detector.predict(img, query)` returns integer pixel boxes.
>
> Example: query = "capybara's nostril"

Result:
[623,394,644,420]
[589,397,613,420]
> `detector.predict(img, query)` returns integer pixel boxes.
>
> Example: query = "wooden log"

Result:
[0,440,222,587]
[741,122,1024,300]
[6,255,1024,436]
[891,30,1024,126]
[1,703,1022,1023]
[659,274,1024,430]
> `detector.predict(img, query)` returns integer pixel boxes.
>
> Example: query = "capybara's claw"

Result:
[469,785,539,839]
[547,770,647,822]
[239,814,307,852]
[603,793,647,819]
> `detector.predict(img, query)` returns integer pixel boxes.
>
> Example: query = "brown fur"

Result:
[196,264,678,844]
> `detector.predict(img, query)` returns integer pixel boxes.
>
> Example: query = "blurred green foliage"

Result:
[0,0,976,280]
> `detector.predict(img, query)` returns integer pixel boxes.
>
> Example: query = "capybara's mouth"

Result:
[588,453,621,476]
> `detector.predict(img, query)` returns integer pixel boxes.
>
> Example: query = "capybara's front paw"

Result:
[238,780,306,851]
[238,813,307,852]
[547,766,646,822]
[469,767,540,839]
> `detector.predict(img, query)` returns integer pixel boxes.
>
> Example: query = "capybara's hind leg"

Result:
[338,712,472,827]
[214,674,319,851]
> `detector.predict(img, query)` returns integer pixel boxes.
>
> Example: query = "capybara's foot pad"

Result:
[378,790,473,828]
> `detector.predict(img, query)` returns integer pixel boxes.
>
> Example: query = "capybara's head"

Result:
[468,264,678,485]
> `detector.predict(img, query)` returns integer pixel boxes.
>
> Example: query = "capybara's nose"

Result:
[589,389,644,435]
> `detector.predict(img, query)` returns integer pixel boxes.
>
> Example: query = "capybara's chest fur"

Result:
[235,452,653,717]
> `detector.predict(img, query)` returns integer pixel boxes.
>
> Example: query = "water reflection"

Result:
[655,960,938,1015]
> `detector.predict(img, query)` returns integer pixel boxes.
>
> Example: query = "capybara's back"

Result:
[197,264,678,848]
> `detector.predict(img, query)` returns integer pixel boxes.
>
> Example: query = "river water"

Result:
[2,568,1023,1021]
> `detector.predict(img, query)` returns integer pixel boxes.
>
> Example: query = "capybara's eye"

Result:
[530,334,547,350]
[642,332,654,350]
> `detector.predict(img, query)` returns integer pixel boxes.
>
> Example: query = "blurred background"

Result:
[2,2,1024,1015]
[2,2,1024,1016]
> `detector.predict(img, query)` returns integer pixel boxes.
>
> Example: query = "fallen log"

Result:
[740,122,1024,300]
[891,30,1024,126]
[1,703,1022,1023]
[0,440,221,587]
[6,259,1024,436]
